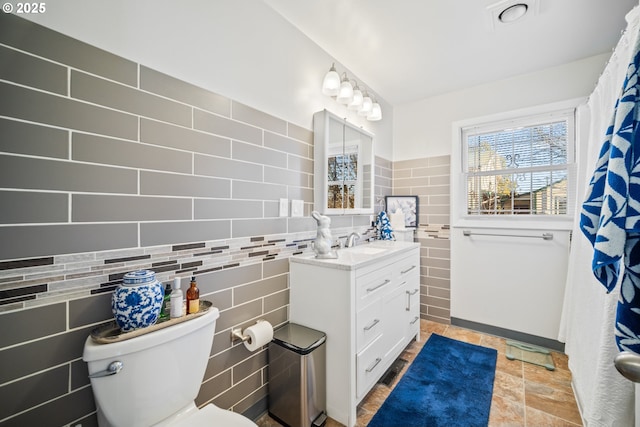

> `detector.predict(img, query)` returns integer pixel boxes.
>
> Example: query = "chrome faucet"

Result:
[346,232,361,248]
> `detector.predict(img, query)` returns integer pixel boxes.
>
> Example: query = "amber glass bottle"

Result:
[186,276,200,314]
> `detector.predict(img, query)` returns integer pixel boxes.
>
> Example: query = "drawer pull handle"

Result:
[410,316,419,325]
[364,318,380,331]
[367,279,390,293]
[401,265,416,274]
[366,357,382,373]
[406,288,419,311]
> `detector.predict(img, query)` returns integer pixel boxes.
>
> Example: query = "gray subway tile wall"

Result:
[0,365,70,421]
[0,81,139,139]
[0,13,453,427]
[139,66,231,116]
[140,170,231,198]
[195,153,264,181]
[0,14,137,86]
[393,156,451,324]
[72,132,194,173]
[232,102,288,135]
[0,191,68,223]
[0,13,390,426]
[71,70,192,127]
[0,223,140,260]
[0,117,69,159]
[0,154,139,193]
[376,156,393,204]
[140,117,232,157]
[231,139,288,168]
[194,108,263,145]
[0,44,67,95]
[71,194,192,222]
[0,303,66,348]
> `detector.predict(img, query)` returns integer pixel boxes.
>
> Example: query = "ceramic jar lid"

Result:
[122,270,156,286]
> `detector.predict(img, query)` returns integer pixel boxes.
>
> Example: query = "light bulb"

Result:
[367,102,382,121]
[348,83,363,111]
[322,63,340,96]
[336,74,354,104]
[358,93,373,116]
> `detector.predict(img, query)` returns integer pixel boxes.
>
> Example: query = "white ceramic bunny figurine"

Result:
[311,211,338,259]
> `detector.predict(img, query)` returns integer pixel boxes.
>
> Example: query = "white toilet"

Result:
[83,307,258,427]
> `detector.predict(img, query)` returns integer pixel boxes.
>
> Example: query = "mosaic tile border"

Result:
[0,226,377,312]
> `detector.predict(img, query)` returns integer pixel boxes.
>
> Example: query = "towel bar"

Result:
[462,230,553,240]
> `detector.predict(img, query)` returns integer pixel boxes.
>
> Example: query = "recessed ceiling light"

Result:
[498,3,528,23]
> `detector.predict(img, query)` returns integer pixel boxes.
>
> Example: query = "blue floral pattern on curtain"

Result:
[580,31,640,354]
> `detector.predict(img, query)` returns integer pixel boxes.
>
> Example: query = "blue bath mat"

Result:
[367,334,497,427]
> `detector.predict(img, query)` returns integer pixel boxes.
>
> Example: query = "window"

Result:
[327,144,360,209]
[462,109,575,217]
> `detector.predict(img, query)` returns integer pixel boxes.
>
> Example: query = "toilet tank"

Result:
[83,307,220,427]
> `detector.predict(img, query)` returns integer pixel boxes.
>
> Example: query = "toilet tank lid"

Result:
[83,307,219,362]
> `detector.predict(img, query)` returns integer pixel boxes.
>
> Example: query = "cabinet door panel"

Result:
[382,285,408,361]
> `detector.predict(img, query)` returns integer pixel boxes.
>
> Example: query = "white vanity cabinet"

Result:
[289,241,420,427]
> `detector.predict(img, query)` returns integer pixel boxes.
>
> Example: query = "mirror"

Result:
[313,110,374,215]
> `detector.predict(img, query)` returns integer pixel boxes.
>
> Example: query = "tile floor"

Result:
[257,319,583,427]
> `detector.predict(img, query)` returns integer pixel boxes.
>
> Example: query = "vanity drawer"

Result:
[394,256,419,283]
[356,299,383,352]
[356,267,393,309]
[356,334,386,399]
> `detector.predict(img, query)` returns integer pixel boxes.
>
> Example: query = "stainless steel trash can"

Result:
[268,323,327,427]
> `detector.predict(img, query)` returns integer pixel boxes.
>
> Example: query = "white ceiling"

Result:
[263,0,638,106]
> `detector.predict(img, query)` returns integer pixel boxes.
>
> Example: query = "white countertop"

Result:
[289,240,420,270]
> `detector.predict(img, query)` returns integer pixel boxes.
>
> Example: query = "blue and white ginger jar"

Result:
[112,270,164,332]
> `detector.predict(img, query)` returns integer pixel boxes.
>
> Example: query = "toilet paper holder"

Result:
[230,319,267,344]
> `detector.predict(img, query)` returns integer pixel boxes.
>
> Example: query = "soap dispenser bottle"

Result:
[159,283,172,320]
[170,277,183,318]
[186,276,200,314]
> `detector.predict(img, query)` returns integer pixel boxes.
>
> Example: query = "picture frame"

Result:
[385,195,419,228]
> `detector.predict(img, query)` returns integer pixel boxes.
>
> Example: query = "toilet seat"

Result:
[171,404,257,427]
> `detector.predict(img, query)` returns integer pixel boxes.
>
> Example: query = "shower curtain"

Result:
[559,6,640,425]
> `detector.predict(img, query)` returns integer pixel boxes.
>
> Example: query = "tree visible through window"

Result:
[464,114,573,216]
[327,147,358,209]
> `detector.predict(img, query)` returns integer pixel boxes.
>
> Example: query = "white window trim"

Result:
[451,98,585,232]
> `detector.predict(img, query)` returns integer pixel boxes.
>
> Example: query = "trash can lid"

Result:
[272,323,326,355]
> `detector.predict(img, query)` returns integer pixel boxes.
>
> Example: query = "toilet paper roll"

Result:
[243,320,274,352]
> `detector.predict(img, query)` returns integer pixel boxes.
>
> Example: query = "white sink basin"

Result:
[292,240,418,269]
[345,246,387,256]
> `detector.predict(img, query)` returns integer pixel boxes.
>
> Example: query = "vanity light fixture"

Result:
[336,73,354,104]
[348,82,364,111]
[322,63,341,96]
[498,3,528,23]
[368,99,382,121]
[321,64,382,121]
[358,91,373,117]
